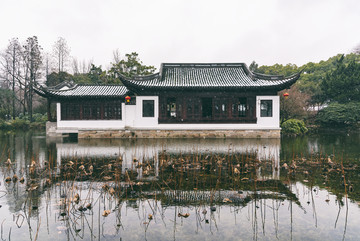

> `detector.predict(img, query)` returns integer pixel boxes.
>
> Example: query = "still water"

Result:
[0,131,360,241]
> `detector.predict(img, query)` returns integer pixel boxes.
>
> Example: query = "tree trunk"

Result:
[29,69,33,122]
[12,45,16,120]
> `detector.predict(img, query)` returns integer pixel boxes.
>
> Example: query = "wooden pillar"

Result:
[181,96,186,120]
[227,97,232,119]
[79,101,83,120]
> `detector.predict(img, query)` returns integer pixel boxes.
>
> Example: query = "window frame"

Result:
[142,99,155,117]
[60,100,122,120]
[260,100,273,117]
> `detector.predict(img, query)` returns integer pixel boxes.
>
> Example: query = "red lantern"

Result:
[125,96,131,103]
[283,92,289,99]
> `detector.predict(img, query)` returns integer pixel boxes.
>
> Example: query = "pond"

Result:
[0,131,360,240]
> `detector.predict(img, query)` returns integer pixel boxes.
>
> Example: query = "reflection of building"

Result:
[36,63,300,138]
[55,138,280,179]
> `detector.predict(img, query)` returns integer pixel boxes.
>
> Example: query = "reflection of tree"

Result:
[1,133,359,240]
[0,130,50,241]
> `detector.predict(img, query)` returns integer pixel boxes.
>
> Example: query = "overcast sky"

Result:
[1,0,360,72]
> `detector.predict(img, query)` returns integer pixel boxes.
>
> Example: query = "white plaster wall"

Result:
[56,102,126,131]
[128,95,279,130]
[132,96,159,127]
[124,103,136,128]
[55,95,280,131]
[256,95,280,128]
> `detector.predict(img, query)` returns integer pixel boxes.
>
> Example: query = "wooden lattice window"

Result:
[61,100,122,120]
[166,98,177,118]
[114,101,122,119]
[71,103,80,119]
[82,103,91,120]
[214,98,228,119]
[238,97,247,117]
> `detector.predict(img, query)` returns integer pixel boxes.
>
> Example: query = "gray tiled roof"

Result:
[120,63,300,91]
[35,63,300,99]
[35,84,129,99]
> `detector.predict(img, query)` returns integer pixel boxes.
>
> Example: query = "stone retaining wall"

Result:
[77,129,280,139]
[46,122,60,137]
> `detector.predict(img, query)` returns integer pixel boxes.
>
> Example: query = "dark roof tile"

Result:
[35,84,129,99]
[119,63,300,91]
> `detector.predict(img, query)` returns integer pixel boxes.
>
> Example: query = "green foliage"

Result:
[321,59,360,103]
[45,52,156,85]
[0,113,47,130]
[300,54,360,104]
[316,102,360,127]
[256,63,299,76]
[109,52,156,78]
[32,113,47,123]
[87,64,119,84]
[72,73,92,84]
[73,53,156,84]
[281,119,308,136]
[249,61,258,72]
[10,117,30,130]
[88,64,107,83]
[0,88,13,119]
[46,71,73,87]
[17,112,29,120]
[256,53,360,110]
[0,119,11,130]
[0,109,8,120]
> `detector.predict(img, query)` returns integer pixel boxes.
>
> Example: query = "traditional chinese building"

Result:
[36,63,300,138]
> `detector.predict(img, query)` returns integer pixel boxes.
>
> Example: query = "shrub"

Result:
[281,119,308,136]
[10,118,30,130]
[0,119,11,130]
[32,113,48,123]
[0,113,47,131]
[316,102,360,127]
[17,113,29,120]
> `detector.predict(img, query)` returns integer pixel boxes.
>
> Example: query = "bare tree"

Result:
[72,57,92,74]
[0,38,23,119]
[82,59,92,73]
[43,52,55,84]
[112,49,121,64]
[23,36,43,122]
[53,37,70,73]
[72,57,80,74]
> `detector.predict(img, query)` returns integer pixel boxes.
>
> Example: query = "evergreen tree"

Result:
[109,52,156,78]
[321,58,360,103]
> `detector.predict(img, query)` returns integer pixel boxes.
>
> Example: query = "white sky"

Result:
[1,0,360,72]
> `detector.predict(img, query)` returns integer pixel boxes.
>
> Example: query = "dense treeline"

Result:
[0,36,155,128]
[251,52,360,132]
[0,35,359,131]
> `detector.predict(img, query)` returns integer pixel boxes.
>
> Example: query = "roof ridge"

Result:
[161,63,246,68]
[75,83,125,86]
[118,72,160,82]
[47,83,78,92]
[35,84,130,99]
[252,72,285,80]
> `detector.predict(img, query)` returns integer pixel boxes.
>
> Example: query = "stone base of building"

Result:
[46,122,63,137]
[77,129,280,139]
